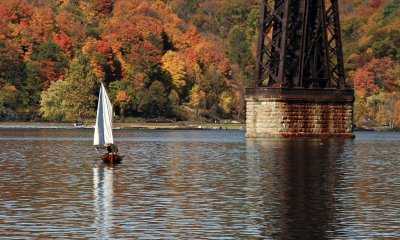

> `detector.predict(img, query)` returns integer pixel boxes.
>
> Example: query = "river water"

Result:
[0,129,399,239]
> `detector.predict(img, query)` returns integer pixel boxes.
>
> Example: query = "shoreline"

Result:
[0,121,246,130]
[1,122,397,132]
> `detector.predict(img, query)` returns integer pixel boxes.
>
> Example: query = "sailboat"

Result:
[94,83,122,164]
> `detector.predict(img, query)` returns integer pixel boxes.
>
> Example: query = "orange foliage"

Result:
[395,100,400,126]
[115,90,132,117]
[353,58,396,99]
[29,7,54,44]
[183,38,231,77]
[183,26,201,47]
[2,85,17,91]
[346,52,373,70]
[0,7,17,39]
[101,21,141,52]
[116,90,131,103]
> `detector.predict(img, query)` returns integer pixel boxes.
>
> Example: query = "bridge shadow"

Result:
[246,138,352,239]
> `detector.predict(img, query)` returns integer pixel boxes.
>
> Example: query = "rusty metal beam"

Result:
[254,0,349,89]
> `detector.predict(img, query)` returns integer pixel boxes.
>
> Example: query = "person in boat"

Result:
[104,143,118,155]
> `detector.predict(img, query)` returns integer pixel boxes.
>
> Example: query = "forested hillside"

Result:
[0,0,399,127]
[340,0,400,127]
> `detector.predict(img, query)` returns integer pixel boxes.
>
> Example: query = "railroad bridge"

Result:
[245,0,354,138]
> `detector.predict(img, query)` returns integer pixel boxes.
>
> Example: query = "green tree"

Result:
[31,42,69,72]
[40,80,69,121]
[169,0,202,21]
[63,53,100,122]
[0,85,20,120]
[168,89,180,108]
[21,62,45,118]
[0,40,24,87]
[227,27,252,68]
[145,80,167,117]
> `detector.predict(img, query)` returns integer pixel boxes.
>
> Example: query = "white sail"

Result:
[94,83,114,146]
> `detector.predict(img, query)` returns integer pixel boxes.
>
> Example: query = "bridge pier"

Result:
[245,88,355,138]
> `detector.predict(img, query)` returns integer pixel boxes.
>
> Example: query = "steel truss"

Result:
[254,0,347,88]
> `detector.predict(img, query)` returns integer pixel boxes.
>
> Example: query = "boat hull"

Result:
[101,154,122,164]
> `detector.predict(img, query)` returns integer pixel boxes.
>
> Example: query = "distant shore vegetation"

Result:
[0,0,399,128]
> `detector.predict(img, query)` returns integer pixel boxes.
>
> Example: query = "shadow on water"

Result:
[246,138,351,239]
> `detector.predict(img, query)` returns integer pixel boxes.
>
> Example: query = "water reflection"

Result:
[0,129,399,238]
[246,138,349,238]
[93,166,114,239]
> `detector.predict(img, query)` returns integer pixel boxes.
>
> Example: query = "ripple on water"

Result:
[0,129,399,238]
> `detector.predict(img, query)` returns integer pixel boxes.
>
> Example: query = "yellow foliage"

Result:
[358,35,373,49]
[82,38,97,55]
[219,91,233,115]
[189,84,205,110]
[161,51,187,94]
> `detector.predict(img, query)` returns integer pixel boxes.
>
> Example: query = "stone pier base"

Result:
[245,88,355,138]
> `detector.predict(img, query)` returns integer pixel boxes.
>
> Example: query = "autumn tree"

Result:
[92,0,114,18]
[31,42,68,87]
[126,40,162,73]
[114,90,132,117]
[4,0,400,124]
[189,84,205,113]
[352,58,396,98]
[161,50,187,97]
[219,91,233,117]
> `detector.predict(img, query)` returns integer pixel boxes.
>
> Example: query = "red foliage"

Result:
[52,31,72,57]
[101,21,141,53]
[127,40,162,71]
[96,40,113,58]
[3,0,32,24]
[93,0,113,17]
[55,12,86,50]
[135,17,163,43]
[370,0,386,8]
[353,58,396,98]
[39,61,59,87]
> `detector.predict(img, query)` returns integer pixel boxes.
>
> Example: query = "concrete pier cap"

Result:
[245,87,355,138]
